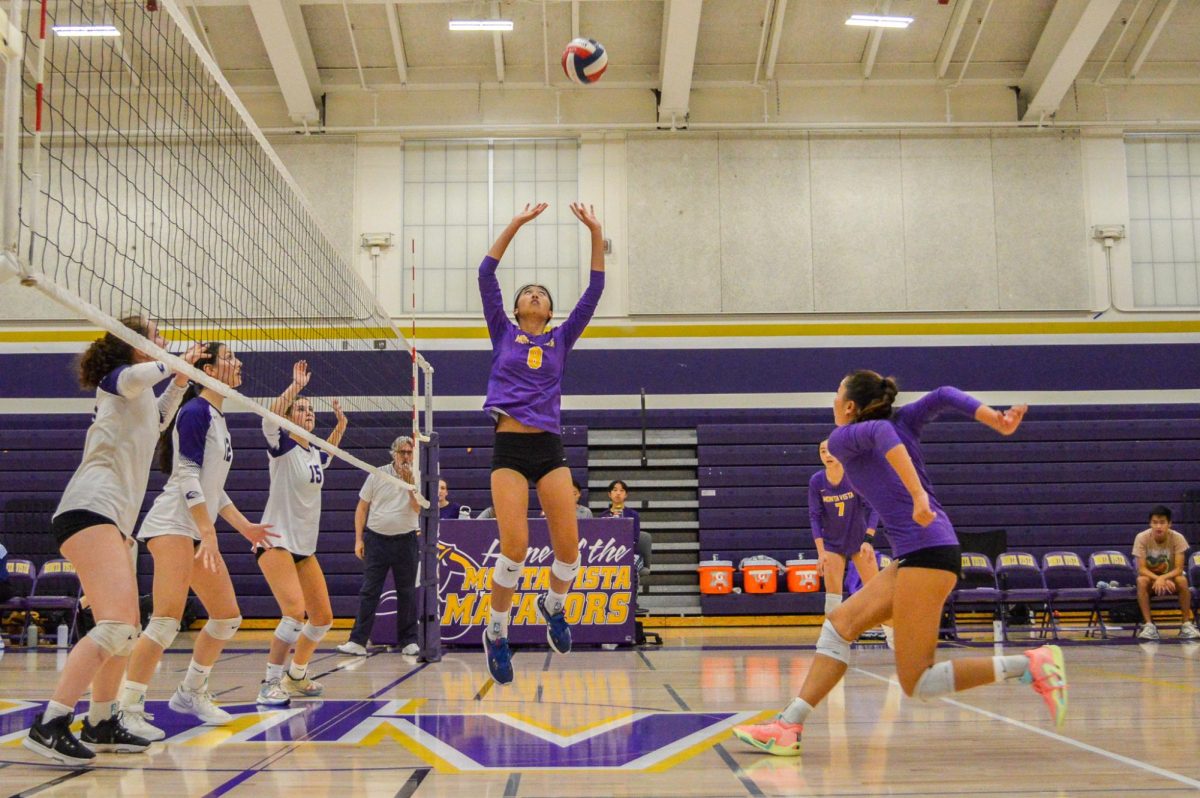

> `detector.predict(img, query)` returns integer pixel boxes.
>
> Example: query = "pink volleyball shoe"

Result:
[1022,644,1068,728]
[731,717,803,757]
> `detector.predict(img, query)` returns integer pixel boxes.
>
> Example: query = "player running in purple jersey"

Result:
[734,372,1067,756]
[810,441,889,643]
[478,201,605,684]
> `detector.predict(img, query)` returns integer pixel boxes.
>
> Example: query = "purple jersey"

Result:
[827,386,982,558]
[479,256,604,433]
[808,470,878,555]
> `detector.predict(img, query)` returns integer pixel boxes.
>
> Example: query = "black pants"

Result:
[349,529,420,647]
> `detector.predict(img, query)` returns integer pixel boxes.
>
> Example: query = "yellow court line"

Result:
[359,722,463,773]
[394,698,429,714]
[1074,666,1200,693]
[643,709,777,773]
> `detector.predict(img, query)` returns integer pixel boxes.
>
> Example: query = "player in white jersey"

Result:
[24,318,199,765]
[118,343,275,740]
[255,361,348,706]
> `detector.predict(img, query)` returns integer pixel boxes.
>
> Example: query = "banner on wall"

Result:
[437,519,636,646]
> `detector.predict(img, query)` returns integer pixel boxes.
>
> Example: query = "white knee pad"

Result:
[274,616,303,645]
[824,593,843,616]
[301,621,332,643]
[88,620,139,657]
[913,660,956,700]
[551,556,581,584]
[142,616,180,649]
[815,619,852,664]
[203,616,242,641]
[492,554,525,590]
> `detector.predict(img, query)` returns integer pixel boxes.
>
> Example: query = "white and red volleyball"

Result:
[562,38,608,85]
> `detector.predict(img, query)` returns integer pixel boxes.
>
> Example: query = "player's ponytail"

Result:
[843,370,899,423]
[156,342,221,473]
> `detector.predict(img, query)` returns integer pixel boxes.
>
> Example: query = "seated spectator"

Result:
[572,479,593,519]
[597,480,650,577]
[1134,505,1199,640]
[437,478,465,520]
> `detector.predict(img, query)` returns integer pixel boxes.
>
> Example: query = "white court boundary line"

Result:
[852,666,1200,791]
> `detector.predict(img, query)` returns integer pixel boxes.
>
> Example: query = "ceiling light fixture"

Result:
[449,19,513,31]
[52,24,121,37]
[845,14,913,29]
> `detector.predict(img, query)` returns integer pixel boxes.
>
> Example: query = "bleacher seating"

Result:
[697,411,1200,616]
[0,414,587,619]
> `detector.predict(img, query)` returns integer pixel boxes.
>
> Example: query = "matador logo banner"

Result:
[437,519,637,646]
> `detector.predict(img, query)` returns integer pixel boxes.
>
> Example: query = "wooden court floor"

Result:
[2,627,1198,797]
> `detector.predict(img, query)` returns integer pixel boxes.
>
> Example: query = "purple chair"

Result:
[1041,551,1103,638]
[996,552,1054,641]
[2,558,36,643]
[1089,550,1142,637]
[23,559,82,645]
[945,552,1000,640]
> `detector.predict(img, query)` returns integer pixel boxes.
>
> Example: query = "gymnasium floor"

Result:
[1,628,1198,797]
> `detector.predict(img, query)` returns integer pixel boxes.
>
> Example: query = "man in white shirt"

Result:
[337,437,422,656]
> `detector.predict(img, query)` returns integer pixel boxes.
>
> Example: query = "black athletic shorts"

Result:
[51,509,119,547]
[896,544,962,576]
[491,432,568,484]
[254,547,312,565]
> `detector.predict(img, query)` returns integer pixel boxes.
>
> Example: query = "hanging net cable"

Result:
[0,0,432,500]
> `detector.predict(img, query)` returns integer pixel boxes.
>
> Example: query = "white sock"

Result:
[87,699,118,726]
[41,700,73,724]
[544,588,567,617]
[287,661,308,681]
[181,660,212,692]
[266,663,285,682]
[780,697,813,726]
[993,654,1030,682]
[120,681,148,710]
[487,607,510,641]
[824,593,843,616]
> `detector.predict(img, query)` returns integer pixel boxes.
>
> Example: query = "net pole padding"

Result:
[27,0,42,248]
[158,0,432,376]
[0,0,23,260]
[16,270,429,506]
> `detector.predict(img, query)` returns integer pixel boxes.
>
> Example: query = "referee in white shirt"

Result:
[337,436,422,656]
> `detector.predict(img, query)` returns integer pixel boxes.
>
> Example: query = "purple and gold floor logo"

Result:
[0,699,767,772]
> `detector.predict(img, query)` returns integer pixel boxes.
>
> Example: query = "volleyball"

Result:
[562,37,608,85]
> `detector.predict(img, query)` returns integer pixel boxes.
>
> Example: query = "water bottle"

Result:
[26,625,38,648]
[458,505,472,520]
[57,624,69,648]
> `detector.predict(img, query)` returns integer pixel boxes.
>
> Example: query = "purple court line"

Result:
[368,661,430,699]
[711,743,765,798]
[310,649,385,680]
[6,767,90,798]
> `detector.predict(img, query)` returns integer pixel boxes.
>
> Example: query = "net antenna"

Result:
[0,0,432,502]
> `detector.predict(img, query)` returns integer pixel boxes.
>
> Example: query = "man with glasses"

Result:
[336,437,422,656]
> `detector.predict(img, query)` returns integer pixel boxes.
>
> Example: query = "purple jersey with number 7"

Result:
[826,386,982,558]
[808,470,878,556]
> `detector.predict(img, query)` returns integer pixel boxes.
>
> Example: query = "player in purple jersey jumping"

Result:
[810,440,889,644]
[478,201,605,684]
[734,371,1068,756]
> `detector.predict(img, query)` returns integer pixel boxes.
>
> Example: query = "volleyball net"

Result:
[0,0,432,496]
